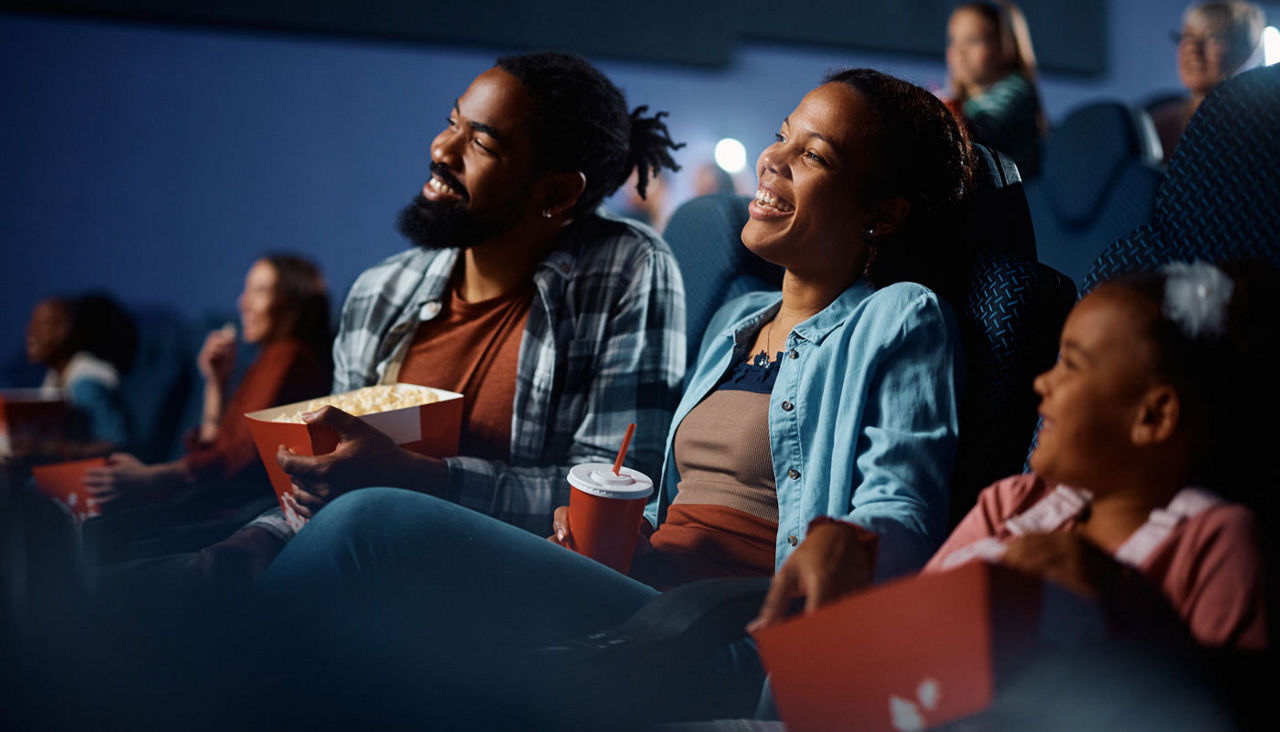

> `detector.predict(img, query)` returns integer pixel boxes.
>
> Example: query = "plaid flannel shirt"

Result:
[249,209,685,539]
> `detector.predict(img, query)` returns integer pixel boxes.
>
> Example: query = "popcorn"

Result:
[272,385,439,423]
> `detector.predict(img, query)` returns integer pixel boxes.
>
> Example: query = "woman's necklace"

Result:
[753,320,774,367]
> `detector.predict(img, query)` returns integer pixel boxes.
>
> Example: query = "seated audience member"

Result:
[944,0,1045,177]
[191,52,688,581]
[756,261,1273,653]
[24,293,136,452]
[1152,1,1266,164]
[81,255,331,557]
[253,67,972,723]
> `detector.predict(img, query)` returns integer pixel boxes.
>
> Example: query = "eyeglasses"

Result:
[1170,30,1230,50]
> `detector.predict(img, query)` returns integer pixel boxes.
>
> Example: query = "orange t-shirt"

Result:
[396,285,533,462]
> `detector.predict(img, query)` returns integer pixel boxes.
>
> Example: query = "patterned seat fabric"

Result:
[660,144,1076,529]
[954,252,1075,526]
[1084,65,1280,291]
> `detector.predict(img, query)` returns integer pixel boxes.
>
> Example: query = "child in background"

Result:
[944,1,1045,177]
[757,261,1274,652]
[25,293,137,452]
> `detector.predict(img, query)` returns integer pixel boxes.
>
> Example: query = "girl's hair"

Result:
[495,52,685,216]
[822,68,977,303]
[35,293,139,374]
[260,253,332,367]
[954,1,1040,80]
[1101,261,1280,498]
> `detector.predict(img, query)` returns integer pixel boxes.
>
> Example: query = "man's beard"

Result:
[395,194,521,251]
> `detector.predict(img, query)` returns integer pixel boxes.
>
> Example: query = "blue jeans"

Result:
[259,488,685,726]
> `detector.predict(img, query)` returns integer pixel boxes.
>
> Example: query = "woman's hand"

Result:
[548,505,573,546]
[196,326,237,386]
[1000,532,1122,600]
[82,453,183,503]
[749,519,878,632]
[275,406,446,516]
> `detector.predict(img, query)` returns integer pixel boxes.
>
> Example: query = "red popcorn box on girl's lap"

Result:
[751,562,1051,732]
[245,384,464,531]
[0,389,68,455]
[31,457,108,523]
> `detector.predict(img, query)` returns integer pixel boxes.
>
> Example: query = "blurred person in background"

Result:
[1152,1,1265,163]
[944,0,1046,177]
[24,292,137,454]
[81,254,331,561]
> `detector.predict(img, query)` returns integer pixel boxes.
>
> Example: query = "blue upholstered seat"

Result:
[1084,65,1280,290]
[1026,101,1164,288]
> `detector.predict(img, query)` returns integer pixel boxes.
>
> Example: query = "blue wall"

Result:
[0,1,1272,381]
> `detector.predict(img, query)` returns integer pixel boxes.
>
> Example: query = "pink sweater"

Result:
[927,474,1267,651]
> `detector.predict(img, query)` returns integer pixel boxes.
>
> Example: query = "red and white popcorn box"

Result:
[245,384,464,531]
[31,457,108,524]
[752,561,1048,731]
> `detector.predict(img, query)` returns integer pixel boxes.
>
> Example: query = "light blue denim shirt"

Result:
[644,280,963,581]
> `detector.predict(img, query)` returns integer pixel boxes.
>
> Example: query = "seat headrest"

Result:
[964,144,1037,261]
[1042,102,1160,227]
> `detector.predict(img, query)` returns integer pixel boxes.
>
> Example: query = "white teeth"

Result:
[754,189,793,212]
[429,176,458,196]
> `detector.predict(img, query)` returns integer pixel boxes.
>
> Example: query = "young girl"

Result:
[757,261,1273,651]
[944,1,1045,177]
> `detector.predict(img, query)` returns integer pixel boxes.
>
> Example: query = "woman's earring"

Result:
[864,226,875,238]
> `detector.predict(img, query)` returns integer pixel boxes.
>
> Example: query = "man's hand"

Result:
[187,526,285,592]
[749,519,878,632]
[276,406,445,516]
[196,326,237,386]
[1000,532,1122,600]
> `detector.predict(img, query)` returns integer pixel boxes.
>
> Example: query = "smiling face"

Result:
[1177,11,1237,96]
[947,8,1004,91]
[397,67,541,249]
[238,259,278,344]
[742,82,878,280]
[1029,289,1164,490]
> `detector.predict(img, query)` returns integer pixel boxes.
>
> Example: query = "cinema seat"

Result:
[1026,101,1164,289]
[1084,64,1280,288]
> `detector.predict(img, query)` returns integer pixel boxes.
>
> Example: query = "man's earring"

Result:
[542,209,553,219]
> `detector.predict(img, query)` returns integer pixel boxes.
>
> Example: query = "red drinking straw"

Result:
[612,422,636,475]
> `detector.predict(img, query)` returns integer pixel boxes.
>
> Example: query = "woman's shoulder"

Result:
[857,282,955,336]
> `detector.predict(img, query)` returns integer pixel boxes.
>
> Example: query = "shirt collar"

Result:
[721,280,877,348]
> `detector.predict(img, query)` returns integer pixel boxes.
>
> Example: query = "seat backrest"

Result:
[660,144,1075,527]
[1026,101,1164,288]
[119,307,196,462]
[1083,64,1280,290]
[661,194,782,368]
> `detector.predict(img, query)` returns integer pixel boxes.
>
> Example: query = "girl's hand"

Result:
[748,519,878,632]
[1000,532,1122,600]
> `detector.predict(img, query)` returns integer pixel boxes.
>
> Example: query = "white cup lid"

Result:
[567,463,653,500]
